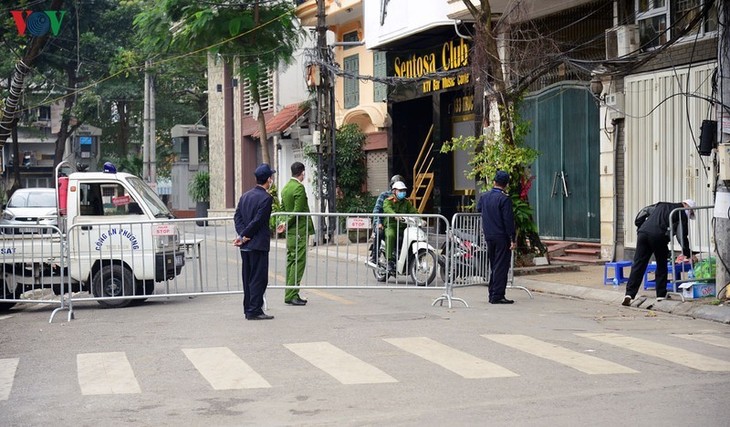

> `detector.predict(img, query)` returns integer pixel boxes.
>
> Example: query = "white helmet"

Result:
[392,181,407,190]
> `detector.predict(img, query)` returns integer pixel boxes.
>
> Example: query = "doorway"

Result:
[522,84,600,241]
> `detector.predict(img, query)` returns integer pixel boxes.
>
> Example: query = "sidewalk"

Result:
[513,264,730,324]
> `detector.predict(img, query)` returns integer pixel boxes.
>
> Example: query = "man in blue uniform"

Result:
[477,170,517,304]
[234,164,276,320]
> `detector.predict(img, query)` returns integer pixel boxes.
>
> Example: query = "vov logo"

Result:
[11,10,66,37]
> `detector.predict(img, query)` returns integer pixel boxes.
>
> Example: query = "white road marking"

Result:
[284,342,397,384]
[578,333,730,372]
[0,315,13,320]
[0,358,19,401]
[384,337,518,379]
[675,334,730,350]
[77,352,141,395]
[183,347,271,390]
[482,334,638,375]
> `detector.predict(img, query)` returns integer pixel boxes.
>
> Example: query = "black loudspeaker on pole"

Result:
[699,119,717,156]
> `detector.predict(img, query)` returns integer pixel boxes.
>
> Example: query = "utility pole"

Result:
[716,1,730,300]
[143,61,157,187]
[315,0,336,243]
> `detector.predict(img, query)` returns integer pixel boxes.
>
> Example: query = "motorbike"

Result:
[365,216,438,286]
[438,228,489,284]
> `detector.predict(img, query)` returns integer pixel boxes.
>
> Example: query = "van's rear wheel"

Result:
[92,265,134,308]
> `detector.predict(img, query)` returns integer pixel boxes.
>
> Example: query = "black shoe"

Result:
[285,297,307,306]
[622,295,632,306]
[490,298,514,304]
[246,313,274,320]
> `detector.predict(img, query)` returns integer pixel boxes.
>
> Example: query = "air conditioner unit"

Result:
[605,25,638,59]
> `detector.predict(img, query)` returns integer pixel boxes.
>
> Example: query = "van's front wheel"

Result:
[92,265,134,308]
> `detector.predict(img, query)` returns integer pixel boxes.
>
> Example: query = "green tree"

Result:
[441,102,541,255]
[134,0,303,165]
[332,123,373,214]
[448,0,565,258]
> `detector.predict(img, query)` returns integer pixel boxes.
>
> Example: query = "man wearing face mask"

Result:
[278,161,315,306]
[383,180,418,275]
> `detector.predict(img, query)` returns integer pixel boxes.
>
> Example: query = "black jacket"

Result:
[477,187,516,242]
[234,185,273,252]
[638,201,691,256]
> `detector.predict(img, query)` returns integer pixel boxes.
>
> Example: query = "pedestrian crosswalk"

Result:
[183,347,272,390]
[1,332,728,400]
[384,336,518,379]
[77,352,141,395]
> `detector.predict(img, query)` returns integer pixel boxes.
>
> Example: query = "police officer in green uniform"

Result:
[278,162,315,306]
[383,181,418,275]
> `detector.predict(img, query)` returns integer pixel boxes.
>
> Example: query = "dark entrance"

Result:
[522,84,600,241]
[390,97,433,187]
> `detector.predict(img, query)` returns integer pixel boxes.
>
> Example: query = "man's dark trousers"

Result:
[625,231,670,298]
[487,237,511,302]
[240,249,268,317]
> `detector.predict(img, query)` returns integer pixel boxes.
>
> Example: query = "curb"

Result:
[516,277,730,324]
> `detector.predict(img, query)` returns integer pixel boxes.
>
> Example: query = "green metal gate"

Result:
[522,84,600,241]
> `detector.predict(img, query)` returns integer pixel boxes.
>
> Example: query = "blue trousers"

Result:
[487,238,511,302]
[240,250,268,317]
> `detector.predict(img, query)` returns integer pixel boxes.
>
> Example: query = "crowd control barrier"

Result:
[668,205,717,301]
[2,207,597,321]
[2,209,553,321]
[446,213,532,298]
[0,224,67,317]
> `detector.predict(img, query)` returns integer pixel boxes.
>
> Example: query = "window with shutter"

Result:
[344,54,359,109]
[373,51,387,102]
[242,66,274,116]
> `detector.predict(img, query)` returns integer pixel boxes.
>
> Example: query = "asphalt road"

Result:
[1,283,729,426]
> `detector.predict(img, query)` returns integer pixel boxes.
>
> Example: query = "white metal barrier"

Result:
[0,224,68,316]
[668,205,716,301]
[446,213,532,298]
[3,212,521,321]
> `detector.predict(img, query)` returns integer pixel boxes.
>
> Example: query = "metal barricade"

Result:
[61,217,240,319]
[6,212,471,321]
[3,208,563,320]
[668,205,716,301]
[270,212,466,307]
[446,213,532,299]
[0,224,68,317]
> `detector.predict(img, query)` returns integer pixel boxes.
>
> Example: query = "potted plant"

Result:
[188,171,210,226]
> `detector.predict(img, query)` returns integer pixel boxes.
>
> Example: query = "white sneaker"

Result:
[621,295,632,306]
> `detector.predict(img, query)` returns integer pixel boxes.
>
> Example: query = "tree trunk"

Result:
[54,65,81,168]
[256,101,270,165]
[0,0,65,150]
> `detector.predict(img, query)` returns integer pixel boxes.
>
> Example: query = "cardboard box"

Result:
[679,282,716,299]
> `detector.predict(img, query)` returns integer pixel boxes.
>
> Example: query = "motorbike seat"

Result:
[453,229,482,244]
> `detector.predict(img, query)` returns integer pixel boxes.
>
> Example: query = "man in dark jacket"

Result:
[622,199,697,306]
[234,164,276,320]
[477,171,517,304]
